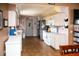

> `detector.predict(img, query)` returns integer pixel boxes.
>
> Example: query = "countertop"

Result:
[6,36,21,44]
[6,30,22,44]
[0,27,8,42]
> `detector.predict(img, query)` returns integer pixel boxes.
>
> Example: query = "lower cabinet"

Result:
[50,34,68,50]
[5,36,22,56]
[43,31,68,50]
[43,31,52,46]
[6,44,21,56]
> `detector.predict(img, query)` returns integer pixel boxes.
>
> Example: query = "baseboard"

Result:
[50,46,59,51]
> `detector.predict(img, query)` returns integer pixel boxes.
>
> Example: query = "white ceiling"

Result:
[16,3,66,16]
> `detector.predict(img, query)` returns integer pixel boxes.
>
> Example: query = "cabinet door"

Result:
[8,11,16,26]
[50,34,55,47]
[43,31,47,41]
[46,20,54,25]
[6,44,21,56]
[54,13,65,26]
[44,33,49,45]
[46,33,51,45]
[60,35,68,45]
[43,32,51,45]
[54,35,61,50]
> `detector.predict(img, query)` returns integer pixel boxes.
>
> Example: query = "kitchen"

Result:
[0,3,79,56]
[17,3,68,55]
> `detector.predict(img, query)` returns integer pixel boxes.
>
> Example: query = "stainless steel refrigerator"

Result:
[39,20,46,40]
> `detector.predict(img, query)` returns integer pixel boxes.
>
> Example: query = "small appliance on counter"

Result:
[9,26,16,36]
[47,27,51,32]
[44,25,51,32]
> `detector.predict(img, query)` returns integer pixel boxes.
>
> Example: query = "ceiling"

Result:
[16,3,66,17]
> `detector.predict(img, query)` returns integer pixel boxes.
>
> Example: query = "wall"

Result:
[8,4,16,11]
[19,15,41,36]
[0,3,8,19]
[32,16,39,36]
[19,16,27,34]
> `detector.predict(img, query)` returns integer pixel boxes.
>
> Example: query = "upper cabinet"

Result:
[52,13,67,26]
[46,20,54,25]
[45,12,68,26]
[45,6,68,26]
[8,4,19,27]
[52,6,68,26]
[8,11,17,26]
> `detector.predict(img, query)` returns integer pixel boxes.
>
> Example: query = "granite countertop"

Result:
[0,28,8,42]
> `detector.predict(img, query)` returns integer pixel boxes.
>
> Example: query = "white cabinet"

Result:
[50,34,55,48]
[8,11,16,26]
[54,35,62,49]
[50,34,68,50]
[46,20,54,25]
[43,31,68,50]
[53,13,65,26]
[6,43,21,56]
[46,33,52,45]
[43,31,48,45]
[43,31,52,46]
[5,30,22,56]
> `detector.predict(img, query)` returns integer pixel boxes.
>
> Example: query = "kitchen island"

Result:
[5,30,22,56]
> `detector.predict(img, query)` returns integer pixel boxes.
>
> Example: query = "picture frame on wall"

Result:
[4,19,8,27]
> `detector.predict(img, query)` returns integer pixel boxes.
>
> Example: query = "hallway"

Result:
[21,37,60,56]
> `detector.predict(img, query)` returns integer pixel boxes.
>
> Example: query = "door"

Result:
[32,19,38,36]
[26,19,33,36]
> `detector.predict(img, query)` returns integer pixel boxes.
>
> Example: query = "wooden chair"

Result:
[59,45,79,56]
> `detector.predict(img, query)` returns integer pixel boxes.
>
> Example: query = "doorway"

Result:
[25,17,39,37]
[26,19,33,36]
